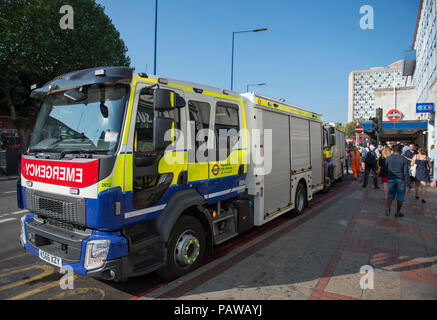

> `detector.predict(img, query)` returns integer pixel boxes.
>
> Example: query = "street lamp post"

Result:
[153,0,158,75]
[246,83,266,92]
[231,28,267,91]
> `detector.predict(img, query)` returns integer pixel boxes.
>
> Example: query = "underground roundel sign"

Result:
[211,164,220,176]
[386,109,402,122]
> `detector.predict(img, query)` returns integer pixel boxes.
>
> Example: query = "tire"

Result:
[158,215,205,281]
[293,182,307,215]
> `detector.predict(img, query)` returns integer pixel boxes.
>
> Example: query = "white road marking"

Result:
[0,210,28,218]
[4,191,15,194]
[11,210,28,215]
[0,218,16,224]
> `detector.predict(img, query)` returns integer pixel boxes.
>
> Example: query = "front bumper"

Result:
[22,215,129,280]
[22,214,166,281]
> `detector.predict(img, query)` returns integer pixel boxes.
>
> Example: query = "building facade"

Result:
[407,0,437,103]
[348,60,407,122]
[372,87,427,146]
[404,0,437,152]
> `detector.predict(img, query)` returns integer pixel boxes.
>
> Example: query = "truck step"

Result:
[215,232,238,245]
[212,214,235,224]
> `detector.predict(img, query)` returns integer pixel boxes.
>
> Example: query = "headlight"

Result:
[84,240,110,270]
[20,215,27,247]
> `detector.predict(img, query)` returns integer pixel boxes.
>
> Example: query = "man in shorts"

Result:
[385,144,411,217]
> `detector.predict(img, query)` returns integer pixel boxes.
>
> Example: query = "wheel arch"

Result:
[156,189,213,253]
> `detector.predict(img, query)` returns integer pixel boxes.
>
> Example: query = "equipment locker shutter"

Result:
[310,121,323,187]
[290,117,310,171]
[263,111,291,215]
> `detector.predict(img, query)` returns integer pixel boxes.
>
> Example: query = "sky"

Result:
[96,0,420,123]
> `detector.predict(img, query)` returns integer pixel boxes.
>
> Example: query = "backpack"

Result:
[364,148,377,166]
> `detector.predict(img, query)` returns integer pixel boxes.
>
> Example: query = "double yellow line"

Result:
[0,253,103,300]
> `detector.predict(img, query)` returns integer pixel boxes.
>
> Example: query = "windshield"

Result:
[30,84,129,155]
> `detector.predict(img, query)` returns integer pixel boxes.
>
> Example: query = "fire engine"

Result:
[18,66,343,281]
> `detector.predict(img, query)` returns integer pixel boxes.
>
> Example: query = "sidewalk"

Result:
[141,179,437,300]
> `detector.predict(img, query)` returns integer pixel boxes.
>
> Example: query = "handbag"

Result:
[410,164,417,177]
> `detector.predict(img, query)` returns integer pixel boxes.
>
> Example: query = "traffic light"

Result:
[372,108,383,145]
[370,117,378,131]
[376,108,383,132]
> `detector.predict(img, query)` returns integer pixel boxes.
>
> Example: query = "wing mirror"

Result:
[329,134,336,146]
[153,117,174,151]
[153,88,185,111]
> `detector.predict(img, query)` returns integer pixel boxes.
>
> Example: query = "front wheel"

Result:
[158,215,206,281]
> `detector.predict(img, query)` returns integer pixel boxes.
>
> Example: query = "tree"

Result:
[0,0,131,152]
[345,121,358,139]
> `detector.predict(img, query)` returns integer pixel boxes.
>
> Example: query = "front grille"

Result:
[25,189,86,226]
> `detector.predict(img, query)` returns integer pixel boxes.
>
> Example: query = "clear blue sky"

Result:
[97,0,419,123]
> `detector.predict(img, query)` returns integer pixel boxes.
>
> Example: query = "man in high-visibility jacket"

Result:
[350,146,361,180]
[324,146,334,185]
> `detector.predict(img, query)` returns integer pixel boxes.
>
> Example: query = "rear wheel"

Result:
[158,215,205,281]
[293,182,307,215]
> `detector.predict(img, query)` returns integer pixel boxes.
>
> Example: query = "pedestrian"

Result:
[402,143,410,156]
[350,146,361,180]
[411,147,432,203]
[359,146,366,171]
[345,148,350,175]
[431,163,437,187]
[379,146,391,200]
[429,144,435,177]
[385,144,410,218]
[362,140,380,189]
[404,143,418,195]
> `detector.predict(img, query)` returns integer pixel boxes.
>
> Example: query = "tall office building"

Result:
[406,0,436,103]
[403,0,437,150]
[348,60,407,122]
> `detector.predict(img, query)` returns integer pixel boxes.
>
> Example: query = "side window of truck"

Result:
[132,88,180,210]
[188,100,211,159]
[134,89,154,152]
[214,102,239,161]
[133,88,179,153]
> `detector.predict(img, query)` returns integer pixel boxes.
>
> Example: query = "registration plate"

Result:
[39,250,62,267]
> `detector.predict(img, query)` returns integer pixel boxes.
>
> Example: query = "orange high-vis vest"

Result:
[351,151,360,160]
[351,150,361,176]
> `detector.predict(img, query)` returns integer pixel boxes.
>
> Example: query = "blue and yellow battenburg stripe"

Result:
[255,95,322,121]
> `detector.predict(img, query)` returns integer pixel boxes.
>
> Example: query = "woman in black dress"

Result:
[411,147,432,203]
[378,146,391,200]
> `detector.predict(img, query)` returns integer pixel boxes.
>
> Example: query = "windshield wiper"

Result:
[28,148,62,155]
[58,149,110,159]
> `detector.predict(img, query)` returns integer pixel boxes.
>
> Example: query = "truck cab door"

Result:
[206,99,244,202]
[129,82,187,213]
[186,95,214,199]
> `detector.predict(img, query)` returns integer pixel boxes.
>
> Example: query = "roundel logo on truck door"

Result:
[211,164,220,176]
